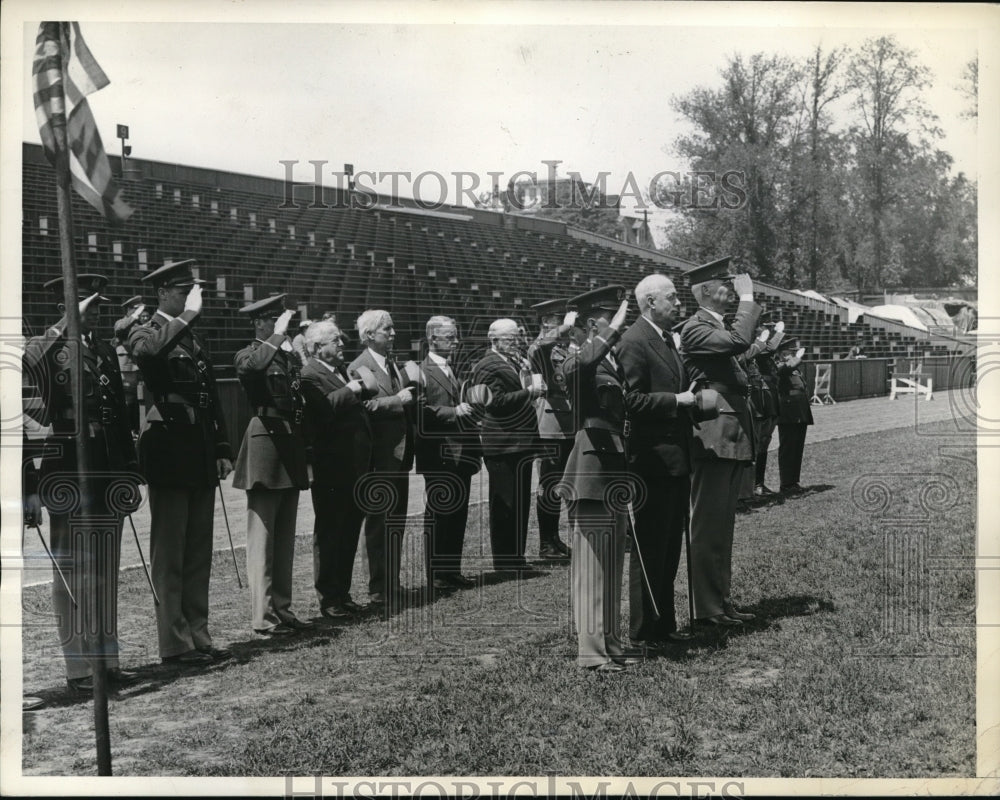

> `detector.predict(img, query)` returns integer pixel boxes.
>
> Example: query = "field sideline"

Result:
[17,411,976,778]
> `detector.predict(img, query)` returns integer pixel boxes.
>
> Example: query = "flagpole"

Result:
[49,24,113,776]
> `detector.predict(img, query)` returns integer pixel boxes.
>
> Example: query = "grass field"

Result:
[18,416,976,778]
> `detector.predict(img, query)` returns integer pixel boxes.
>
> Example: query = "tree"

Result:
[845,36,939,292]
[959,58,978,120]
[665,53,803,279]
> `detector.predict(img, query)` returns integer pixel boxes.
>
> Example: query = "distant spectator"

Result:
[321,311,337,322]
[292,319,312,366]
[845,342,867,359]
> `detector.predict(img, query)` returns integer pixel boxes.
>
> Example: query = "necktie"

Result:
[661,331,675,350]
[387,353,399,392]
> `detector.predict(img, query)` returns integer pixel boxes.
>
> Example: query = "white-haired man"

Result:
[349,309,415,610]
[679,257,762,629]
[299,320,373,619]
[617,272,698,650]
[471,318,545,570]
[416,316,482,594]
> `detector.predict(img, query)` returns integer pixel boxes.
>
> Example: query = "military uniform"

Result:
[112,295,145,434]
[526,298,574,559]
[557,286,631,669]
[753,338,782,489]
[233,295,311,634]
[776,352,814,491]
[679,258,761,622]
[23,274,139,684]
[736,336,779,499]
[129,261,232,661]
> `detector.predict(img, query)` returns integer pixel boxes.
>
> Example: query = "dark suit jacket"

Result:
[679,301,761,462]
[347,348,414,471]
[617,315,691,476]
[414,356,482,474]
[470,349,539,457]
[299,359,373,489]
[559,329,630,503]
[130,309,232,487]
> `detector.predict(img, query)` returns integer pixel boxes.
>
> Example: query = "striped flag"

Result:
[32,21,134,222]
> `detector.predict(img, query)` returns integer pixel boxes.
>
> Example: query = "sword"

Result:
[683,506,695,626]
[126,514,159,606]
[217,482,243,588]
[625,501,659,620]
[31,523,77,608]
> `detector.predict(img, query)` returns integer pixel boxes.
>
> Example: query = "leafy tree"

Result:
[845,36,939,292]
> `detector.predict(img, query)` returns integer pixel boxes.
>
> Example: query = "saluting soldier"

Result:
[233,295,313,637]
[129,260,233,666]
[111,295,149,435]
[22,274,140,694]
[679,257,761,629]
[526,298,574,561]
[557,286,632,672]
[751,317,784,497]
[776,341,813,494]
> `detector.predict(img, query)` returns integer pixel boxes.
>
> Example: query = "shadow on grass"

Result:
[25,625,345,710]
[652,594,837,660]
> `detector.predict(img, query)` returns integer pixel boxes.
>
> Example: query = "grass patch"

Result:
[19,416,975,777]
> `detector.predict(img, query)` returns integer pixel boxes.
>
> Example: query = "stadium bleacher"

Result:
[21,143,960,377]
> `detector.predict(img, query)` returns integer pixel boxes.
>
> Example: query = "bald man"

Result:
[471,319,545,570]
[618,273,697,649]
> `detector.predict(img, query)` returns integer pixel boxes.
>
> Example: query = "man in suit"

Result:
[776,342,814,494]
[233,295,313,637]
[558,286,633,671]
[299,320,374,619]
[679,257,761,629]
[349,309,415,610]
[617,273,698,650]
[23,274,140,694]
[129,260,234,666]
[471,318,545,570]
[416,316,482,595]
[526,299,574,561]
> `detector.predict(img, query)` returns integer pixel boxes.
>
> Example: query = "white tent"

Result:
[866,304,930,332]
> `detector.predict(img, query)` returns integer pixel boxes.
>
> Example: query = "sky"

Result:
[15,2,984,226]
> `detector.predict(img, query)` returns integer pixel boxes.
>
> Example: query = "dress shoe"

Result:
[664,630,696,642]
[448,574,477,589]
[67,676,94,695]
[107,667,139,686]
[695,614,743,628]
[285,618,315,631]
[321,604,353,619]
[368,592,386,606]
[538,542,568,560]
[432,578,457,592]
[587,661,625,673]
[781,483,805,495]
[198,646,233,661]
[23,695,45,712]
[341,598,366,613]
[612,655,644,666]
[255,623,296,637]
[723,606,756,622]
[754,484,778,496]
[162,650,214,666]
[553,537,571,556]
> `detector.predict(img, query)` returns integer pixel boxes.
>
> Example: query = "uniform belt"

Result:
[155,391,210,408]
[702,381,749,397]
[55,407,120,424]
[255,405,301,424]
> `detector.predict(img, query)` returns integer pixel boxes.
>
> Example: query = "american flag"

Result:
[32,21,134,222]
